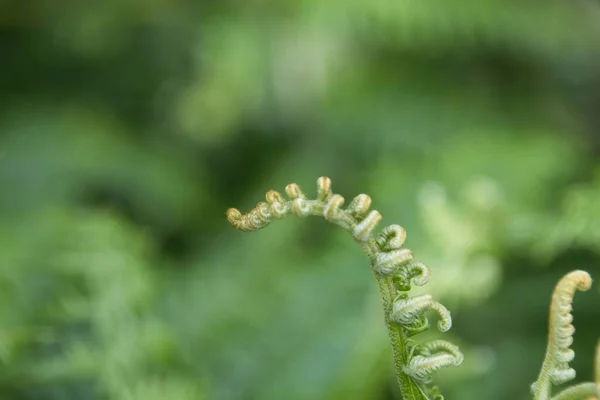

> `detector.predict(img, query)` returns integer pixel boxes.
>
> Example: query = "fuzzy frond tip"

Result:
[346,194,372,217]
[323,194,345,221]
[376,224,407,250]
[374,248,414,275]
[316,176,333,202]
[265,190,288,218]
[226,206,271,232]
[405,262,431,286]
[391,294,452,332]
[404,340,463,383]
[285,183,306,200]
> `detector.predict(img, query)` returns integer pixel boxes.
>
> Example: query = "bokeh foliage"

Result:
[1,1,600,399]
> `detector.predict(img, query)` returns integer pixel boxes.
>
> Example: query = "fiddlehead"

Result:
[226,177,463,400]
[532,270,597,400]
[404,340,464,383]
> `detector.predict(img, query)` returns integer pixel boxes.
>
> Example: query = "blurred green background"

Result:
[1,1,600,399]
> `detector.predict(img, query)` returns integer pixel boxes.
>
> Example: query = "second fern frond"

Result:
[532,270,599,400]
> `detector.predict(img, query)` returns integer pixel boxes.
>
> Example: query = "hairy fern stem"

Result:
[226,177,462,400]
[375,271,426,397]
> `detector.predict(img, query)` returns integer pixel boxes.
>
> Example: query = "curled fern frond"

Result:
[226,177,462,400]
[393,262,431,292]
[374,249,414,275]
[391,294,452,332]
[376,224,407,250]
[404,340,464,383]
[404,262,431,287]
[532,270,593,400]
[226,202,273,232]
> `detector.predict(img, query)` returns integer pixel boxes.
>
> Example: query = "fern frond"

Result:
[391,294,452,332]
[404,340,464,383]
[532,270,593,400]
[227,177,462,400]
[393,261,431,292]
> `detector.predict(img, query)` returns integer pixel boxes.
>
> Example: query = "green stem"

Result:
[377,274,427,399]
[364,242,427,400]
[532,359,552,400]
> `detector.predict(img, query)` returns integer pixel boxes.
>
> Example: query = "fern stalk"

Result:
[371,253,428,398]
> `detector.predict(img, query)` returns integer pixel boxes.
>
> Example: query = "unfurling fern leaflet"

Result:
[226,177,463,400]
[532,270,600,400]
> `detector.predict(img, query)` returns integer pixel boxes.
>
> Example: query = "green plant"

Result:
[531,270,599,400]
[226,176,599,400]
[226,177,463,399]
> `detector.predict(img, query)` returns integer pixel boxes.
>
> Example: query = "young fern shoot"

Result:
[532,270,599,400]
[226,177,463,400]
